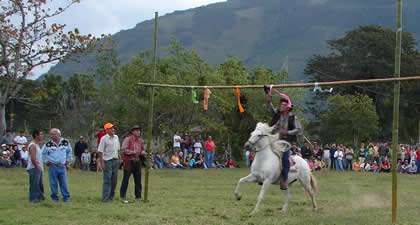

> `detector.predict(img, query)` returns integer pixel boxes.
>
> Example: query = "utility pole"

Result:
[391,0,402,224]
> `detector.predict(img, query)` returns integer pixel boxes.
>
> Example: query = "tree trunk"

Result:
[0,103,6,133]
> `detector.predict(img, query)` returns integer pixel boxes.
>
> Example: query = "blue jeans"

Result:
[48,166,70,201]
[27,168,44,202]
[281,150,290,180]
[335,159,344,171]
[246,155,249,167]
[206,151,214,168]
[102,159,119,202]
[416,159,420,173]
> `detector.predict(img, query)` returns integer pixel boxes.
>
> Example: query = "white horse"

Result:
[234,122,317,215]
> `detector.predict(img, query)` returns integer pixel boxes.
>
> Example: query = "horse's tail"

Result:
[310,173,318,193]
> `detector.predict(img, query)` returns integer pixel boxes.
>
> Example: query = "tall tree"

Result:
[0,0,103,132]
[320,93,379,147]
[305,25,420,141]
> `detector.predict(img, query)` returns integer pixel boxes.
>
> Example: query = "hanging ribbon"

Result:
[235,86,245,113]
[191,87,198,104]
[313,82,333,93]
[269,85,292,108]
[203,87,211,110]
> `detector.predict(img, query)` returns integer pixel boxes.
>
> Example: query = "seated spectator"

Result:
[306,159,314,172]
[170,152,185,168]
[360,161,366,172]
[408,160,417,174]
[213,160,224,168]
[162,151,171,168]
[381,159,391,172]
[20,145,28,167]
[364,161,371,172]
[397,159,402,173]
[353,159,361,172]
[0,151,11,167]
[153,153,163,169]
[89,152,100,172]
[314,156,324,171]
[371,162,379,173]
[226,157,239,168]
[400,160,409,174]
[188,153,203,168]
[182,156,190,168]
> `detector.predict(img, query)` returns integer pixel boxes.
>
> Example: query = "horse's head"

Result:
[244,123,272,151]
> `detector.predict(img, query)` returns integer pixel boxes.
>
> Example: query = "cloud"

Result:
[32,0,225,78]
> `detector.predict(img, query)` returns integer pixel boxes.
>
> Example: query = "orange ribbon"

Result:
[203,88,212,110]
[235,86,245,112]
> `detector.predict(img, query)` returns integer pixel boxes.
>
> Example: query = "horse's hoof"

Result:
[250,210,258,216]
[281,208,287,214]
[312,207,317,212]
[235,194,241,201]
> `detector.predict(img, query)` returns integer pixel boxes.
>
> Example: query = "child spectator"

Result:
[226,157,238,168]
[314,156,324,171]
[20,145,28,167]
[400,160,409,174]
[89,152,100,172]
[81,148,90,171]
[162,151,170,168]
[170,151,185,168]
[353,159,361,172]
[371,162,379,173]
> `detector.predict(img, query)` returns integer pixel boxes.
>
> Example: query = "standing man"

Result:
[14,130,27,151]
[41,128,72,202]
[1,130,13,145]
[98,123,120,202]
[73,136,87,169]
[204,136,216,168]
[120,125,145,200]
[267,91,302,190]
[27,130,44,203]
[173,131,181,153]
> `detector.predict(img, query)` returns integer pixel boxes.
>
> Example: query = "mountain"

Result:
[47,0,420,81]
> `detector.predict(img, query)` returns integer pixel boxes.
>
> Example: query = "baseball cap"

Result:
[104,123,114,130]
[79,136,84,139]
[1,144,6,147]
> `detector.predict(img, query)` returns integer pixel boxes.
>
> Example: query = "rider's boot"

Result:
[280,177,288,190]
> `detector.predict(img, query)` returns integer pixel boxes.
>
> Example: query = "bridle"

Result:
[245,133,268,152]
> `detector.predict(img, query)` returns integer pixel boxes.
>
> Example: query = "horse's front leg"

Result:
[234,174,257,201]
[281,187,291,213]
[250,180,271,216]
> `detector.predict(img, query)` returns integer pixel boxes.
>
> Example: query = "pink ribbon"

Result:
[268,85,292,108]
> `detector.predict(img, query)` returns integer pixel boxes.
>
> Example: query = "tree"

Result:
[0,0,103,132]
[320,93,379,147]
[305,25,420,141]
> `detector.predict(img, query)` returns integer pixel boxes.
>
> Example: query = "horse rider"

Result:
[265,85,302,190]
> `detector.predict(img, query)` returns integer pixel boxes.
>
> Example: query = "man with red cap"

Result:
[98,123,120,202]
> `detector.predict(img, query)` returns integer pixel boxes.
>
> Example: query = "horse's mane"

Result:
[255,122,290,153]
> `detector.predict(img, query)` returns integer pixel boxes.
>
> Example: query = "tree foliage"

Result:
[305,25,420,142]
[0,0,105,132]
[320,93,379,147]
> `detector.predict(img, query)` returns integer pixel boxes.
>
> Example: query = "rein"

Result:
[246,134,268,152]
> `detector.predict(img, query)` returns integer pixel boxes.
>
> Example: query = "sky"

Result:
[32,0,226,78]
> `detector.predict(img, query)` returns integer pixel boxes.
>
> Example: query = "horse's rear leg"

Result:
[250,180,271,216]
[234,174,257,201]
[299,175,317,210]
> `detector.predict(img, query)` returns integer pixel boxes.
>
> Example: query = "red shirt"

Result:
[227,160,236,167]
[416,150,420,160]
[97,131,107,145]
[204,140,215,152]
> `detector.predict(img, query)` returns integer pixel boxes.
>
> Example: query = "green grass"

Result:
[0,167,419,225]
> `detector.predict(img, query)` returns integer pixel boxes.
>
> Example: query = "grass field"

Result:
[0,167,419,225]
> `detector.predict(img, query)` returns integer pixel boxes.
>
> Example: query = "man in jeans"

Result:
[120,125,145,200]
[98,123,120,202]
[41,128,72,202]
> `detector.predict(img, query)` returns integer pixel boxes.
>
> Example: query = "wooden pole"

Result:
[392,0,402,224]
[136,76,420,89]
[144,12,158,202]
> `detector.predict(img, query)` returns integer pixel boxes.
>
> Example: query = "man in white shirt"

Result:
[14,131,27,151]
[98,123,120,202]
[173,131,181,153]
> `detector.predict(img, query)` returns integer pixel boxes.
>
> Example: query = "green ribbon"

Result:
[191,87,199,104]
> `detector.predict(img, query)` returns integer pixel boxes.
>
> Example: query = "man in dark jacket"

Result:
[73,136,87,169]
[266,89,302,190]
